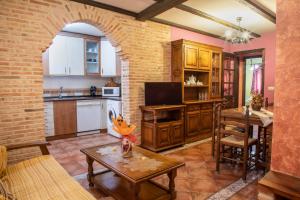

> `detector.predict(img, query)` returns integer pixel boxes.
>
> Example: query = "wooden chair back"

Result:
[219,106,250,147]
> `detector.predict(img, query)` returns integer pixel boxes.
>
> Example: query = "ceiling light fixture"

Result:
[224,17,253,44]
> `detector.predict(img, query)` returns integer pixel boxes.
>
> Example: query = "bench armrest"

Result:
[6,141,50,155]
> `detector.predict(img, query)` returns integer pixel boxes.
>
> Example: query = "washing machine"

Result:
[107,99,122,138]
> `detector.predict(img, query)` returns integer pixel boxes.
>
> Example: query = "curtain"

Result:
[251,65,262,94]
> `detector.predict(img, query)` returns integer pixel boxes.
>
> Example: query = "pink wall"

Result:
[171,27,276,103]
[171,27,231,52]
[271,0,300,178]
[231,31,276,103]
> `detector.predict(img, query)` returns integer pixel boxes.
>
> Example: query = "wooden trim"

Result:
[136,0,188,21]
[152,18,224,40]
[69,0,137,17]
[58,31,101,40]
[176,4,260,38]
[233,48,264,55]
[6,141,50,155]
[241,0,276,24]
[46,133,76,141]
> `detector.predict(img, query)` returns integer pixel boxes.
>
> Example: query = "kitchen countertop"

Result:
[44,95,122,102]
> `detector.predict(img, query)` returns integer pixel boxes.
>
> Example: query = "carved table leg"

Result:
[168,169,177,200]
[132,182,140,200]
[86,155,94,187]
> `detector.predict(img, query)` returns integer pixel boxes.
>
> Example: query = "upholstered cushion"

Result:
[221,135,257,147]
[4,155,96,200]
[0,146,7,179]
[0,179,15,200]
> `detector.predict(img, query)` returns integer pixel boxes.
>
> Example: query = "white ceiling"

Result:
[62,23,104,36]
[77,0,276,39]
[92,0,155,13]
[256,0,276,13]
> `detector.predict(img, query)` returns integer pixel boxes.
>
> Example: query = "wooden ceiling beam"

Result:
[136,0,188,21]
[176,4,261,38]
[151,18,224,40]
[70,0,137,17]
[240,0,276,23]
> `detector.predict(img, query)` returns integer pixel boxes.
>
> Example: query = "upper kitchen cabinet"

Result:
[85,39,100,75]
[101,37,121,77]
[47,35,85,76]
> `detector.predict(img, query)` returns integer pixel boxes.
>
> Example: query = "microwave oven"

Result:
[102,87,120,97]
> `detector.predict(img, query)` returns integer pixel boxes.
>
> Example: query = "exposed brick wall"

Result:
[0,0,171,163]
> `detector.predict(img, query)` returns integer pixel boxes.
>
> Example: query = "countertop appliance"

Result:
[77,100,101,134]
[90,86,97,96]
[107,99,122,138]
[102,87,120,97]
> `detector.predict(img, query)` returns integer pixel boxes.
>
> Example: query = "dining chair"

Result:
[215,105,259,181]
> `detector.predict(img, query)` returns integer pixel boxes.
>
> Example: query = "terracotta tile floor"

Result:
[48,134,259,200]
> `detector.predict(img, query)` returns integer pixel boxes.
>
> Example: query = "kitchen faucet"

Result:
[59,86,63,99]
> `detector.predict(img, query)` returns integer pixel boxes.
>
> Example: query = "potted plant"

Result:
[251,91,264,111]
[112,115,136,158]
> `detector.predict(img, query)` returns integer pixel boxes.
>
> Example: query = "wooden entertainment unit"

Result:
[140,105,185,152]
[140,39,223,151]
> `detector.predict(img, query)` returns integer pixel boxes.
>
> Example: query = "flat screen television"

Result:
[144,82,182,106]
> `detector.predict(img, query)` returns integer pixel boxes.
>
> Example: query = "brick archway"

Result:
[1,0,171,163]
[39,1,132,123]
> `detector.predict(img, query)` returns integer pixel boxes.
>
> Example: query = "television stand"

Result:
[139,105,186,152]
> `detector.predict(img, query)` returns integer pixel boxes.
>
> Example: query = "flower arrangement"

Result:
[112,115,136,157]
[251,91,264,111]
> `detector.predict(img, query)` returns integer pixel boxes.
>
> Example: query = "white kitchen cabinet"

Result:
[48,35,84,76]
[100,100,107,129]
[49,35,68,75]
[67,37,85,75]
[101,38,121,77]
[44,102,54,137]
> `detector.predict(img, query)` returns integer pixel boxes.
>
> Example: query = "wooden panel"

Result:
[54,100,77,135]
[157,123,171,148]
[200,109,213,133]
[141,123,154,147]
[186,111,201,137]
[199,48,210,70]
[171,44,183,82]
[184,44,198,69]
[171,122,184,144]
[187,104,201,112]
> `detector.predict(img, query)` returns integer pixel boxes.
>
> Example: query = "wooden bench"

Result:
[258,171,300,200]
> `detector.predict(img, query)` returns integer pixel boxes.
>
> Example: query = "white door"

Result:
[49,35,68,75]
[67,37,84,75]
[101,38,116,77]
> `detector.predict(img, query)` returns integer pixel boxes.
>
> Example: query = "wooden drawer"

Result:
[201,103,212,110]
[187,105,201,112]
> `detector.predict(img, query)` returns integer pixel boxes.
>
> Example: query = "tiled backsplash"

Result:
[43,76,121,97]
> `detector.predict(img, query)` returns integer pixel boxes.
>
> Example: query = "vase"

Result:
[121,136,133,158]
[251,103,262,111]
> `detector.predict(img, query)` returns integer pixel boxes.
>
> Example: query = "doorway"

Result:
[243,57,264,105]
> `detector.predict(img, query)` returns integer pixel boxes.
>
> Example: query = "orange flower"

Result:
[112,115,136,136]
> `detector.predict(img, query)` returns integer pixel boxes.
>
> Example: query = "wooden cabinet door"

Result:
[199,48,210,70]
[67,37,85,75]
[171,122,184,144]
[186,111,201,137]
[49,35,68,75]
[200,109,213,133]
[157,124,171,147]
[184,44,198,69]
[54,100,77,135]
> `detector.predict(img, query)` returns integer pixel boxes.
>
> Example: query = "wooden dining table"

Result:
[220,106,274,170]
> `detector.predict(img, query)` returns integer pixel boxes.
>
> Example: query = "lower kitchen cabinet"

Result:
[53,100,77,136]
[185,103,213,143]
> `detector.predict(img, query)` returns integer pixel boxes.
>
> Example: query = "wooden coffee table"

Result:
[81,143,185,200]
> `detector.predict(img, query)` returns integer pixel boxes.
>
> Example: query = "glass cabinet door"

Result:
[86,40,100,74]
[211,52,221,98]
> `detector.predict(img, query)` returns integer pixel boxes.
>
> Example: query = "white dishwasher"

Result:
[77,100,101,134]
